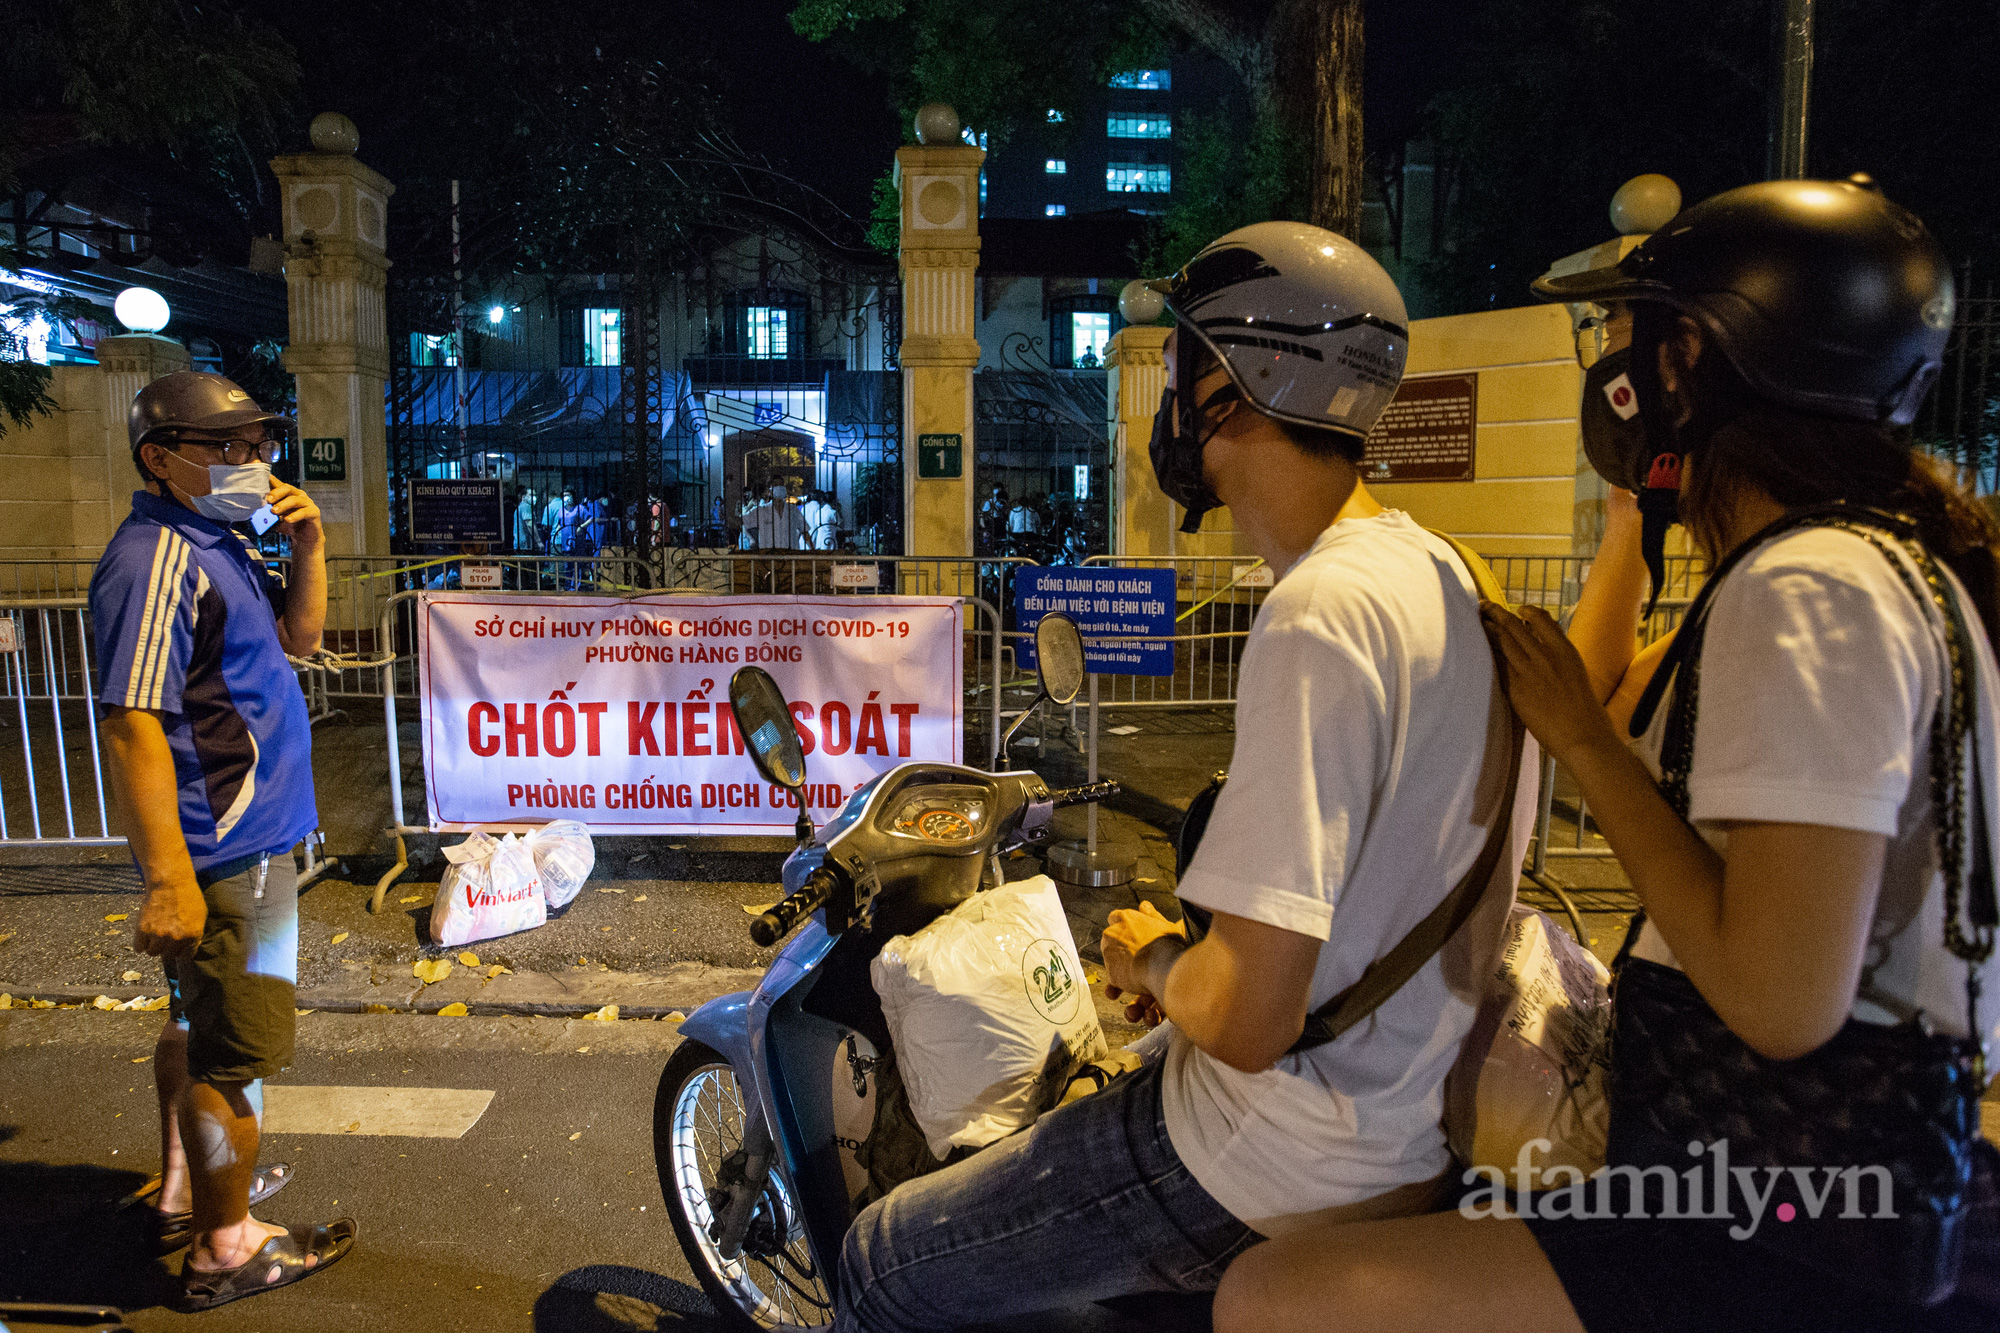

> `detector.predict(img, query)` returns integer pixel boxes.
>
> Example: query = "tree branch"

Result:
[1135,0,1274,112]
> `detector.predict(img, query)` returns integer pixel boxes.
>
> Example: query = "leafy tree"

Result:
[1411,0,1999,316]
[0,0,299,437]
[790,0,1367,240]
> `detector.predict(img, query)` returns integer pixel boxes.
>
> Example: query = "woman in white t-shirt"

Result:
[1213,180,2000,1332]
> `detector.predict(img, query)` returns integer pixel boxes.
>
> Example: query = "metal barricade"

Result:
[0,598,116,845]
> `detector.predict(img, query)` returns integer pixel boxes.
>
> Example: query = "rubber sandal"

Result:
[145,1163,296,1254]
[179,1218,357,1311]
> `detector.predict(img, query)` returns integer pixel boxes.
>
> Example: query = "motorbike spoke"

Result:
[670,1061,830,1329]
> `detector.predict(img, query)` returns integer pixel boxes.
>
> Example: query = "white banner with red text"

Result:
[417,593,964,833]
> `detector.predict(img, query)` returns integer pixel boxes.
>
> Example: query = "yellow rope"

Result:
[1175,558,1267,623]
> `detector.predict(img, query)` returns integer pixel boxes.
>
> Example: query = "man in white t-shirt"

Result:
[832,223,1528,1332]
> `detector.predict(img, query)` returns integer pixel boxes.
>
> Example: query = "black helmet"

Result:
[1533,175,1954,426]
[129,371,294,451]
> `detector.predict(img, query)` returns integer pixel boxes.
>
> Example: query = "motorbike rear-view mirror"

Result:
[1035,613,1086,706]
[730,666,806,790]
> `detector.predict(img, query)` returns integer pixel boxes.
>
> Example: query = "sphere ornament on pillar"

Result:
[1610,174,1681,235]
[309,111,360,155]
[114,287,170,333]
[914,103,961,146]
[1118,280,1166,325]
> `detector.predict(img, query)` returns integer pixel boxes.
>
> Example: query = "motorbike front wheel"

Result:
[654,1039,834,1332]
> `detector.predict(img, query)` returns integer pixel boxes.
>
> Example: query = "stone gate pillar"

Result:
[896,108,982,562]
[269,112,394,559]
[97,332,191,532]
[1104,324,1169,557]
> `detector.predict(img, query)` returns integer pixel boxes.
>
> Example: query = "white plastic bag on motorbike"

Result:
[871,875,1108,1157]
[429,830,546,946]
[1444,905,1611,1177]
[523,819,595,909]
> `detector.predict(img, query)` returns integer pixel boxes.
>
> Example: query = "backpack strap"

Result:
[1289,532,1527,1053]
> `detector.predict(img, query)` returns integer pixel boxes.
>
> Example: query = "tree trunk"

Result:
[1271,0,1365,240]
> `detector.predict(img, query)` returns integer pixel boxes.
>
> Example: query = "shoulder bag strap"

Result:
[1290,533,1526,1053]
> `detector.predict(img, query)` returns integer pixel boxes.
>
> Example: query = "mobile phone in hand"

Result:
[250,504,279,536]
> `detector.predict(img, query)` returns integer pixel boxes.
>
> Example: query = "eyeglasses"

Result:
[1573,315,1609,368]
[165,436,282,465]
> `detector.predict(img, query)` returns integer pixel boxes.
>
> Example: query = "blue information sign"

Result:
[1014,566,1176,677]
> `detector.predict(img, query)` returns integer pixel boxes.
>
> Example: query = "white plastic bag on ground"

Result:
[871,875,1108,1157]
[430,830,546,946]
[1445,905,1611,1177]
[524,819,595,908]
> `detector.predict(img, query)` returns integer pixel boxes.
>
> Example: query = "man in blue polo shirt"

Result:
[91,370,355,1310]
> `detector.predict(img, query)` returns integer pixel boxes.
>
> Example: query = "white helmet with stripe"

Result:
[1163,220,1409,442]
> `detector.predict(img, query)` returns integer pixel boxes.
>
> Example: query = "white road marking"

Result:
[263,1086,495,1138]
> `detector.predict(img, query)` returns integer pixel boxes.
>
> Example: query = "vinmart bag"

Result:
[1444,905,1611,1177]
[871,875,1108,1158]
[523,819,595,909]
[430,830,546,947]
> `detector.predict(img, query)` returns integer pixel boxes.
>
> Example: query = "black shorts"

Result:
[165,851,298,1083]
[1522,1140,2000,1332]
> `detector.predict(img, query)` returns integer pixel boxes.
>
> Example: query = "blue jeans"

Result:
[833,1059,1259,1333]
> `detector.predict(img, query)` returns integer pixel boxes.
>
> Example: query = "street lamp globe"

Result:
[114,287,170,333]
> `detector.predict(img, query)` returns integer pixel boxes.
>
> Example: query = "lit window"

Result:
[1109,69,1171,90]
[582,307,622,366]
[1071,312,1111,366]
[1106,162,1171,194]
[1107,114,1171,139]
[410,331,457,367]
[1046,109,1065,123]
[1045,158,1067,174]
[1045,204,1067,217]
[745,306,790,359]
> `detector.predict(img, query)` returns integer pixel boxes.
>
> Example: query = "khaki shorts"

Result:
[165,851,299,1083]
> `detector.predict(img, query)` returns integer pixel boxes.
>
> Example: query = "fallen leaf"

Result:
[295,1008,316,1016]
[121,970,142,982]
[596,888,624,894]
[31,999,55,1009]
[364,1003,395,1014]
[331,932,349,945]
[436,1002,469,1017]
[743,902,775,915]
[486,964,511,978]
[412,958,453,985]
[663,1010,686,1023]
[0,932,15,945]
[633,895,648,903]
[457,951,481,967]
[575,1045,591,1053]
[343,1121,361,1133]
[581,1004,619,1021]
[0,994,10,1010]
[399,895,422,904]
[92,994,120,1011]
[104,913,129,922]
[568,1131,582,1141]
[130,1054,150,1062]
[139,995,169,1011]
[669,844,687,850]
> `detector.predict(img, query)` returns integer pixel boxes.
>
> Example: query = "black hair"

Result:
[1637,302,2000,657]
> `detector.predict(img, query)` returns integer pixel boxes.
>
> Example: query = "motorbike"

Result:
[652,613,1119,1331]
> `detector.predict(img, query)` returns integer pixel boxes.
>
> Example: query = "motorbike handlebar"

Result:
[1049,781,1121,808]
[750,866,842,947]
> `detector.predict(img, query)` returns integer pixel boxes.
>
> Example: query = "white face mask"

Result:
[167,454,273,522]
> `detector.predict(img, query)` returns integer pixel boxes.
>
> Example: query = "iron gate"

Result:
[973,334,1112,565]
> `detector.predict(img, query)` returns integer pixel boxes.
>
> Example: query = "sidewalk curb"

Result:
[0,961,768,1020]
